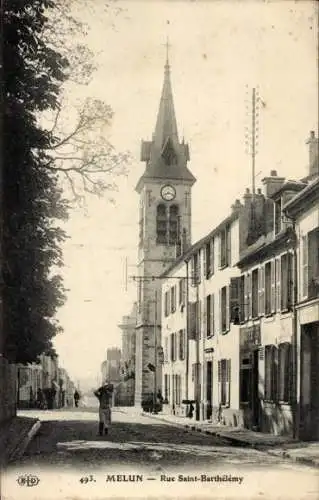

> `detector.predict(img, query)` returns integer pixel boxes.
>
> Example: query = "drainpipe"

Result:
[291,220,298,440]
[284,210,299,440]
[185,260,189,401]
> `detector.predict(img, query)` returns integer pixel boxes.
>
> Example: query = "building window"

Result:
[274,198,282,235]
[220,286,229,333]
[179,329,185,360]
[170,286,176,313]
[278,343,292,403]
[303,229,319,299]
[265,345,278,402]
[244,273,251,321]
[219,225,231,268]
[169,205,179,244]
[189,302,197,340]
[218,359,231,407]
[191,251,201,285]
[281,253,293,311]
[265,262,272,315]
[251,268,259,318]
[156,204,167,244]
[164,290,170,317]
[205,294,215,336]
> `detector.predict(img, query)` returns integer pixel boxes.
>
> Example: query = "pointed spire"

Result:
[153,40,179,149]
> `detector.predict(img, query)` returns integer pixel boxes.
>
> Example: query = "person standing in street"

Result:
[94,380,114,436]
[74,390,80,408]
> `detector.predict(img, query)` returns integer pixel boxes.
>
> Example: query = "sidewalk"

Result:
[118,406,319,468]
[0,415,41,467]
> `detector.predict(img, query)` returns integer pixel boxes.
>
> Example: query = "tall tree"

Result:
[3,0,69,363]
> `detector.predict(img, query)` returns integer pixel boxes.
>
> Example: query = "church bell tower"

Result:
[134,51,196,406]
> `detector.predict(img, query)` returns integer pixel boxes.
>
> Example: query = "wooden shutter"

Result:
[273,346,279,402]
[182,278,187,305]
[276,258,281,312]
[302,235,308,298]
[217,235,221,269]
[226,226,231,266]
[226,359,231,407]
[217,360,222,404]
[226,286,230,331]
[211,294,215,335]
[230,277,240,324]
[287,253,293,310]
[258,266,265,316]
[191,256,195,286]
[210,238,215,275]
[271,260,276,313]
[203,245,207,279]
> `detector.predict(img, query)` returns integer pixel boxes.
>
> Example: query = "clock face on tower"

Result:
[160,184,176,201]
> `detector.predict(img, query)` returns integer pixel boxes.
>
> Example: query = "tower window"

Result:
[169,204,179,244]
[156,204,167,244]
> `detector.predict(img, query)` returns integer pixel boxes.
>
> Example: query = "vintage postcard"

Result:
[0,0,318,499]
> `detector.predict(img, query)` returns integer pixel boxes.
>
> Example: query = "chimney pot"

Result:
[310,130,315,138]
[270,170,277,176]
[245,188,250,194]
[257,188,262,194]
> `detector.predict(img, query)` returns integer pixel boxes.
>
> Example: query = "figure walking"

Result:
[94,380,114,436]
[74,390,80,408]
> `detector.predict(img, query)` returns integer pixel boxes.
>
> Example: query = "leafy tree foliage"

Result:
[3,0,69,363]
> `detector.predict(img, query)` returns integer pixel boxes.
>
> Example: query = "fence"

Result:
[0,356,17,424]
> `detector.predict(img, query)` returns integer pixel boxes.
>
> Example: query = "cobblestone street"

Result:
[2,408,317,500]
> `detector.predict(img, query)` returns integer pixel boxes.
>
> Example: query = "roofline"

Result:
[283,177,319,216]
[160,210,240,278]
[268,181,307,200]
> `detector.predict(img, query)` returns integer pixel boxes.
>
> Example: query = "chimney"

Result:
[231,199,242,214]
[306,130,319,178]
[261,170,285,198]
[243,188,252,206]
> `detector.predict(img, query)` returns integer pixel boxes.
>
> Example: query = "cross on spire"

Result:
[164,36,171,66]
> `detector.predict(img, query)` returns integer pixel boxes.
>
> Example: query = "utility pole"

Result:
[153,289,158,412]
[245,86,260,201]
[0,0,4,358]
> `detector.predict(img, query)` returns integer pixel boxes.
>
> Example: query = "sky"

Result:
[52,0,318,389]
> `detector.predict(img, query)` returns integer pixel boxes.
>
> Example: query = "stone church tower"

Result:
[134,55,196,406]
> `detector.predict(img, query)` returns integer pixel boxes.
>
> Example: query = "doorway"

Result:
[251,349,260,430]
[206,361,212,420]
[300,322,319,440]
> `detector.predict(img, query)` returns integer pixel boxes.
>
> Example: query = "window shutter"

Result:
[210,238,215,275]
[203,246,207,279]
[191,256,195,286]
[226,286,230,331]
[218,288,222,332]
[271,260,276,313]
[276,258,281,312]
[287,253,293,310]
[302,235,309,298]
[273,346,279,402]
[226,226,231,266]
[211,293,215,335]
[218,360,222,403]
[226,359,231,407]
[203,297,207,336]
[230,277,240,324]
[217,236,221,269]
[258,266,265,316]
